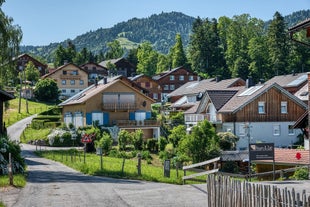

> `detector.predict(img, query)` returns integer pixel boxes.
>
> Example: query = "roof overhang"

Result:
[288,18,310,47]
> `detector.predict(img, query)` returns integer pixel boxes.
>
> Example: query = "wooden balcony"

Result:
[102,103,137,111]
[60,74,81,79]
[185,113,222,124]
[115,120,160,127]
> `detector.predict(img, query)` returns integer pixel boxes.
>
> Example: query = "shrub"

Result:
[158,136,168,152]
[290,167,309,180]
[147,139,158,152]
[118,130,132,151]
[132,129,143,150]
[94,132,113,155]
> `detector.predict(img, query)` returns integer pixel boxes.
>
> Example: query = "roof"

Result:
[208,90,239,111]
[167,77,245,98]
[42,63,88,79]
[294,83,308,102]
[265,72,307,88]
[221,150,248,161]
[255,149,310,165]
[288,18,310,33]
[219,83,307,113]
[152,66,195,81]
[0,89,15,101]
[59,78,154,106]
[99,58,136,69]
[80,62,108,70]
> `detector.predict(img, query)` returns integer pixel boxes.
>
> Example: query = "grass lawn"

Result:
[3,98,56,127]
[36,149,206,185]
[0,174,27,188]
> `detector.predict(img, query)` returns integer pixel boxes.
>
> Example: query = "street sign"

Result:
[81,134,93,143]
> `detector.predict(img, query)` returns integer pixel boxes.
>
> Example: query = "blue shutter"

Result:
[103,113,109,125]
[86,113,92,125]
[129,112,135,120]
[146,111,151,119]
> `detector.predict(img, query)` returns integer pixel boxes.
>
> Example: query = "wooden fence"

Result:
[206,174,310,207]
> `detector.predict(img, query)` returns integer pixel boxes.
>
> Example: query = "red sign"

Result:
[295,152,302,160]
[81,134,94,143]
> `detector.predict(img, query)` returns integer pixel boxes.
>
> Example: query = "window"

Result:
[170,85,175,90]
[145,82,150,88]
[153,93,158,100]
[70,80,75,85]
[288,125,294,135]
[80,80,84,85]
[62,89,66,93]
[239,124,246,136]
[164,85,169,90]
[258,102,265,114]
[281,101,287,114]
[189,75,194,81]
[62,80,66,85]
[71,70,78,75]
[170,75,175,81]
[273,125,280,136]
[179,75,184,81]
[92,112,103,125]
[63,71,67,75]
[70,89,75,93]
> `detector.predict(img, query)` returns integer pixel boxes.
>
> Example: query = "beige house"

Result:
[42,63,89,99]
[59,78,160,140]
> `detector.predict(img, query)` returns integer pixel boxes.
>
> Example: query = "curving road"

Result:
[2,116,209,207]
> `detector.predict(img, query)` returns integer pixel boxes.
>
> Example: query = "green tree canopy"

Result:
[34,78,59,102]
[24,61,40,84]
[105,40,124,59]
[170,33,187,68]
[136,41,158,76]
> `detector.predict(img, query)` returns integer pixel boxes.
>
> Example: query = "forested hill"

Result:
[21,10,310,63]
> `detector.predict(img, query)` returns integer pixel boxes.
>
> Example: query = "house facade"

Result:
[99,58,136,77]
[59,78,160,140]
[130,74,162,102]
[80,62,108,85]
[0,90,14,135]
[42,63,88,99]
[152,66,199,101]
[15,53,48,77]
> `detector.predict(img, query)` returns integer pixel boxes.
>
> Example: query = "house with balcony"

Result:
[99,57,136,77]
[42,63,88,99]
[152,66,199,101]
[80,62,108,85]
[15,53,48,77]
[130,74,162,102]
[58,78,160,140]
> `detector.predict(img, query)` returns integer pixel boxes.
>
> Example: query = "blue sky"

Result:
[2,0,309,46]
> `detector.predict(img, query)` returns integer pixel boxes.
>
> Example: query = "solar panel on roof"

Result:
[238,85,264,96]
[287,74,307,87]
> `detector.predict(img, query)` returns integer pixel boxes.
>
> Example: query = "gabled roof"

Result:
[152,66,195,81]
[99,57,136,69]
[59,78,154,106]
[80,62,108,70]
[207,90,239,111]
[14,53,48,68]
[42,63,88,79]
[108,75,149,94]
[264,72,307,88]
[219,83,307,113]
[294,83,308,102]
[0,89,15,101]
[167,77,245,98]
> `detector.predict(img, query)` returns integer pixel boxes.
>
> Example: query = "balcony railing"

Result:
[185,113,222,124]
[102,103,137,111]
[115,120,160,127]
[60,74,81,79]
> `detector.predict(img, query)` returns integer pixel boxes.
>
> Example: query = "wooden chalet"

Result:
[99,58,136,78]
[80,62,108,86]
[15,53,48,77]
[59,78,160,140]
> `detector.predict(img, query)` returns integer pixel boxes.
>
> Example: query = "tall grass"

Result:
[0,174,27,188]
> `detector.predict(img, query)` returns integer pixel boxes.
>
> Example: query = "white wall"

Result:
[222,122,303,150]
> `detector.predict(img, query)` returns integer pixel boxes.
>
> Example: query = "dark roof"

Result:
[0,89,15,101]
[288,18,310,33]
[221,150,248,161]
[152,66,195,81]
[207,90,238,111]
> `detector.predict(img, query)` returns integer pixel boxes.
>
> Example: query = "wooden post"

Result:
[121,158,126,175]
[100,151,103,171]
[137,153,141,176]
[8,153,13,185]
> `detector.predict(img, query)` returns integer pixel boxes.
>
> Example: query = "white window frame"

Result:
[273,125,280,136]
[80,80,84,85]
[189,75,194,81]
[288,125,294,135]
[153,93,158,100]
[170,85,175,90]
[92,112,103,125]
[258,102,265,114]
[170,75,175,81]
[70,80,75,85]
[179,75,184,81]
[164,85,169,90]
[281,101,287,114]
[62,80,66,85]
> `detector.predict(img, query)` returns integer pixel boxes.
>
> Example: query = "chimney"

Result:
[216,76,220,82]
[95,78,98,87]
[292,70,296,76]
[246,76,254,88]
[103,77,107,84]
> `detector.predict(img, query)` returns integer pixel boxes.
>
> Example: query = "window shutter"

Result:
[86,113,92,125]
[146,111,151,119]
[129,112,135,120]
[103,113,109,125]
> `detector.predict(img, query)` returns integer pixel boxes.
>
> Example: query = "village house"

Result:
[130,74,162,102]
[42,63,89,99]
[99,57,136,78]
[59,77,160,140]
[0,89,14,135]
[152,66,199,102]
[80,62,108,86]
[15,53,48,77]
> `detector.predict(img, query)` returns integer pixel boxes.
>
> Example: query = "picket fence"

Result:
[206,174,310,207]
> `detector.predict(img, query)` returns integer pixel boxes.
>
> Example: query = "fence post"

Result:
[137,153,141,176]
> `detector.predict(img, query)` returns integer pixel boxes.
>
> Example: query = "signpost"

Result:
[249,143,275,180]
[81,133,93,163]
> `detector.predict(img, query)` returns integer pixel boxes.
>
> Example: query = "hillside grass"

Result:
[3,98,56,126]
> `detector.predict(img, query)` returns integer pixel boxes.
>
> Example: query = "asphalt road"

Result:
[2,116,209,207]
